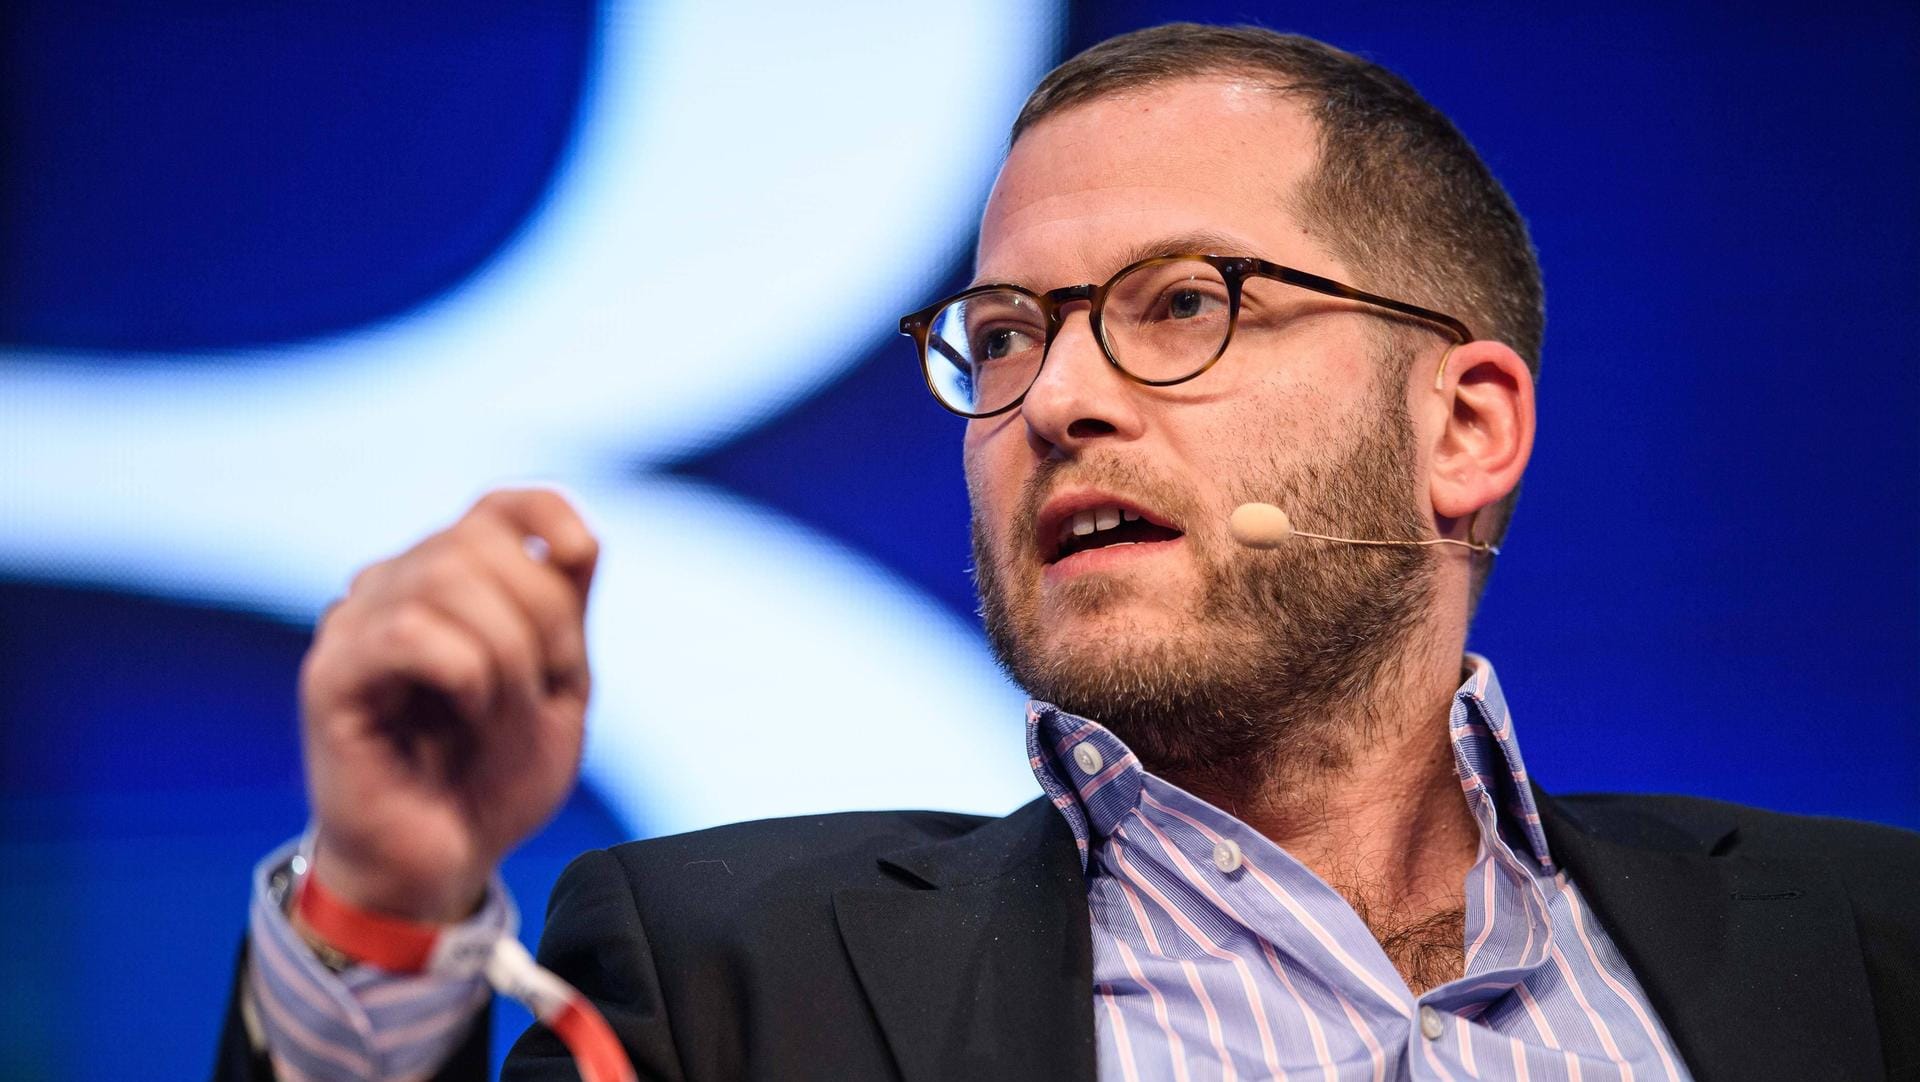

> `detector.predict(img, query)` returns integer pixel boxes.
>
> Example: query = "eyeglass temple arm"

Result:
[1433,343,1459,391]
[928,335,970,376]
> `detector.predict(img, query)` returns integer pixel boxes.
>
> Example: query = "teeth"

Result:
[1059,505,1141,545]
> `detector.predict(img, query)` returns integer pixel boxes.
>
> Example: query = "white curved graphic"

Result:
[0,0,1061,835]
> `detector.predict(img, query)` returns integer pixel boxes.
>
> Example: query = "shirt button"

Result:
[1419,1005,1444,1040]
[1211,840,1242,873]
[1072,743,1104,776]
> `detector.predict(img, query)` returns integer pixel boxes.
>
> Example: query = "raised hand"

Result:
[297,488,599,923]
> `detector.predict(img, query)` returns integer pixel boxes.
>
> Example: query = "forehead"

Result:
[977,77,1332,287]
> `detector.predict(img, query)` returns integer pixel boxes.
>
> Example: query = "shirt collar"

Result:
[1025,653,1554,874]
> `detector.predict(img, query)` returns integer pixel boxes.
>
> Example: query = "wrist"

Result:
[305,834,490,926]
[293,868,445,973]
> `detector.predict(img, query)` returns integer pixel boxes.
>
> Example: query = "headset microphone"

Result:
[1227,502,1499,555]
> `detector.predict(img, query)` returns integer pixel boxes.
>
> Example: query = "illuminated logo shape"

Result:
[0,0,1061,835]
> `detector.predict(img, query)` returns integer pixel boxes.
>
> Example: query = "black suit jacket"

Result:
[216,788,1920,1081]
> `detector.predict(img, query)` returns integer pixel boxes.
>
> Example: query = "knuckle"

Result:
[499,629,541,680]
[347,563,383,598]
[521,485,565,511]
[473,488,517,516]
[474,486,550,522]
[307,612,358,671]
[380,602,439,652]
[314,597,347,635]
[405,549,473,599]
[443,650,491,700]
[528,492,573,532]
[297,637,336,691]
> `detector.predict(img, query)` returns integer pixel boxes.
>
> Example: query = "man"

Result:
[216,24,1919,1082]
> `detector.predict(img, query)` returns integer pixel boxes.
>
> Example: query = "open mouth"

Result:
[1049,504,1184,563]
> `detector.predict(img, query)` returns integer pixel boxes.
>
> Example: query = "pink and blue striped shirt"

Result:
[1031,654,1692,1081]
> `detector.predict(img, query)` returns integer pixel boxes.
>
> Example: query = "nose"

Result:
[1018,305,1145,455]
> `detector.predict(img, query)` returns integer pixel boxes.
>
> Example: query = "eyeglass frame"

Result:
[898,252,1475,419]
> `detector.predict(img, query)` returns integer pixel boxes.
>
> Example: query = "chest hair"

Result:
[1347,896,1468,996]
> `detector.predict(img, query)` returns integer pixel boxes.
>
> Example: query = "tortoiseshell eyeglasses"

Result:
[898,253,1473,419]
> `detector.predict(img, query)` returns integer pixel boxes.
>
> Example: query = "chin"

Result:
[1044,614,1158,660]
[1035,610,1213,683]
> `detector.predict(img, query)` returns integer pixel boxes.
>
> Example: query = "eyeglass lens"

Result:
[924,257,1233,416]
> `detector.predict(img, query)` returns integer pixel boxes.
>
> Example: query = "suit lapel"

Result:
[833,799,1097,1082]
[1537,788,1884,1082]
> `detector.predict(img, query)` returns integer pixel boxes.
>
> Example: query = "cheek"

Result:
[959,436,991,508]
[961,439,1015,544]
[1214,381,1340,453]
[961,414,1025,487]
[1164,393,1347,521]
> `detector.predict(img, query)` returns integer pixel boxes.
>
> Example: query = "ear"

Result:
[1425,339,1534,523]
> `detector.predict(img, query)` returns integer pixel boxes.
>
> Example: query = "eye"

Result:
[971,323,1040,361]
[1160,285,1228,321]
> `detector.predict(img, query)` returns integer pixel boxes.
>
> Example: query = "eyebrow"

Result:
[972,228,1263,290]
[1116,229,1259,267]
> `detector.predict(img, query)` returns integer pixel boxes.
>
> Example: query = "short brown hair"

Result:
[1012,24,1543,569]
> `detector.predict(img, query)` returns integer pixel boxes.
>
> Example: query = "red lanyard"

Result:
[296,871,638,1082]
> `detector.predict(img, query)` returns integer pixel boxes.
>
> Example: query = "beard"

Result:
[971,376,1437,782]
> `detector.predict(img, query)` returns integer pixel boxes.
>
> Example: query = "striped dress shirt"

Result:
[1029,654,1693,1082]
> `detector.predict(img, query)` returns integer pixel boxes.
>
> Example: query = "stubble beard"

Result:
[972,382,1437,786]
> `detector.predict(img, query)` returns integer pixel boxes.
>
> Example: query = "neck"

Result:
[1162,622,1479,993]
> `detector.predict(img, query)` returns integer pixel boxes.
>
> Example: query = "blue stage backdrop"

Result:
[1,2,1914,1077]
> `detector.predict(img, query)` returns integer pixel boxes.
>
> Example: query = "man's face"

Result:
[965,78,1440,767]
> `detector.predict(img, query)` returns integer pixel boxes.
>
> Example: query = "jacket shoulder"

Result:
[605,807,992,883]
[1552,791,1920,950]
[567,808,997,936]
[1552,790,1920,863]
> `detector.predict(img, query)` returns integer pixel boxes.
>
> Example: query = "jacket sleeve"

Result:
[502,848,688,1082]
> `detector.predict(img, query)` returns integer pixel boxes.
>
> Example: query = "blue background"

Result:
[1,2,1914,1077]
